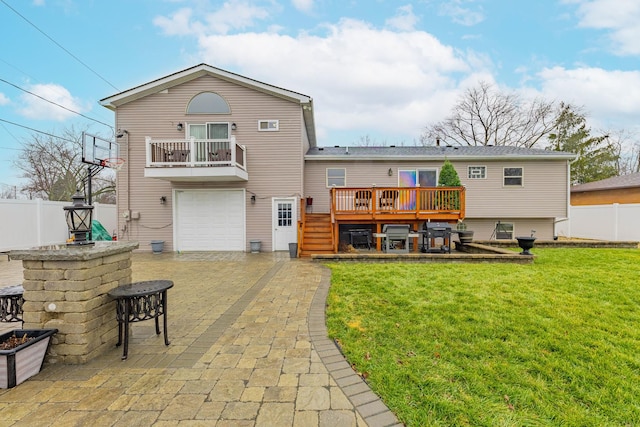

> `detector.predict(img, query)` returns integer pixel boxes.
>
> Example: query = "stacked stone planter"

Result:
[9,242,139,364]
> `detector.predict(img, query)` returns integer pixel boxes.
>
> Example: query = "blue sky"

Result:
[1,0,639,190]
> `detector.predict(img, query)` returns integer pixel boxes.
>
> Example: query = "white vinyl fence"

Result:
[556,203,640,241]
[0,199,117,252]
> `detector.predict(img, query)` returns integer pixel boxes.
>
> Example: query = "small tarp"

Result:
[91,220,112,241]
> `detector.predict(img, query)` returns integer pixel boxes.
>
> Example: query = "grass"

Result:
[325,248,640,426]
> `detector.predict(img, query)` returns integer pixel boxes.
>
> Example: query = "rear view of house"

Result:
[101,64,575,253]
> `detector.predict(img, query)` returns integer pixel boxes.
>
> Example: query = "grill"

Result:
[423,222,452,253]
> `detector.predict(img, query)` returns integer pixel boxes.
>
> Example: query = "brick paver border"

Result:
[308,266,402,427]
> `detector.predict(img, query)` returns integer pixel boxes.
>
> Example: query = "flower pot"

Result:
[150,240,164,254]
[457,230,474,244]
[516,236,536,255]
[249,240,261,253]
[0,329,58,388]
[289,243,298,258]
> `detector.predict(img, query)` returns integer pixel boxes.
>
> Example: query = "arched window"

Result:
[186,92,230,114]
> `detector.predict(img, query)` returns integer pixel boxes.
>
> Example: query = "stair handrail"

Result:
[298,197,306,256]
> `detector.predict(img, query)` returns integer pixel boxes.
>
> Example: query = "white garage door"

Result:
[175,190,245,251]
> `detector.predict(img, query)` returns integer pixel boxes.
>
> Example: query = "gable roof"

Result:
[99,63,316,146]
[305,145,576,161]
[571,172,640,193]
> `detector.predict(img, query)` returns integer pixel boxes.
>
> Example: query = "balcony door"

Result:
[188,123,230,161]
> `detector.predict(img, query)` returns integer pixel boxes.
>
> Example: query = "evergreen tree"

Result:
[438,159,461,186]
[548,103,618,185]
[438,159,461,209]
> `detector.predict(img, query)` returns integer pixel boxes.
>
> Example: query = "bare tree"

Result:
[609,130,640,175]
[13,126,115,202]
[422,81,557,147]
[0,183,18,199]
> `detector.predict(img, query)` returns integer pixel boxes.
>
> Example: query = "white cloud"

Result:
[154,1,271,36]
[568,0,640,55]
[385,5,419,32]
[0,93,9,106]
[536,66,640,129]
[17,83,87,122]
[439,0,484,26]
[32,0,45,5]
[292,0,314,13]
[191,18,491,143]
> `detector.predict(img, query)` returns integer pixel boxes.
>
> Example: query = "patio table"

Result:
[108,280,173,360]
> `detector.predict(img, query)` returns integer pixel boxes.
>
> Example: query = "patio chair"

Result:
[354,190,372,210]
[209,149,232,166]
[379,190,398,210]
[382,224,410,253]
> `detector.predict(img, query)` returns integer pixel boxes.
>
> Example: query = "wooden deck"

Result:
[298,186,466,256]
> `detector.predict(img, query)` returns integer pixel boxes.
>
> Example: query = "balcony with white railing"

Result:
[144,136,248,181]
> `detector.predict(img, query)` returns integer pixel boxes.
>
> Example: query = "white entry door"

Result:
[272,198,297,251]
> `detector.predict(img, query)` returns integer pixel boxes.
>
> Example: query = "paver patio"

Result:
[0,252,400,426]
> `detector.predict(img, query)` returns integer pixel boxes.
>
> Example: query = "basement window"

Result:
[494,222,514,240]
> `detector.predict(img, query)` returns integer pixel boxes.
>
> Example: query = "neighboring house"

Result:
[571,172,640,205]
[100,64,575,254]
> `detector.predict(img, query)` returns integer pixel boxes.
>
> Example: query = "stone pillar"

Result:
[10,242,139,364]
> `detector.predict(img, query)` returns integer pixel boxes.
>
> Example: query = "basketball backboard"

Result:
[82,132,119,167]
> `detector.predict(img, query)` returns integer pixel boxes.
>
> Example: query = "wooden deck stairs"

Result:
[300,213,334,257]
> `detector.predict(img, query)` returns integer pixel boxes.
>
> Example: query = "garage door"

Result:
[175,190,245,251]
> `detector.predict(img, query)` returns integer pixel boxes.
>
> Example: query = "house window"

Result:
[468,166,486,179]
[504,167,523,186]
[186,92,230,114]
[494,222,514,240]
[277,202,293,227]
[258,120,279,131]
[326,168,346,187]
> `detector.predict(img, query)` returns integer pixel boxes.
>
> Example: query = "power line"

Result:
[0,78,114,129]
[0,117,78,144]
[0,0,120,92]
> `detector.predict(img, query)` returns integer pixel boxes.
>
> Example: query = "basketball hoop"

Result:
[100,157,126,171]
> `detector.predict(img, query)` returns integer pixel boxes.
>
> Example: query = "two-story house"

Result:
[100,64,575,254]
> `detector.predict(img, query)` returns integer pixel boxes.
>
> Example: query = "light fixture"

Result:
[176,123,183,131]
[116,129,128,138]
[63,190,94,246]
[231,123,237,131]
[388,168,393,176]
[251,195,256,204]
[160,196,167,205]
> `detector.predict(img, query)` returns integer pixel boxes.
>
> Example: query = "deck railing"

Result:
[331,186,465,219]
[145,136,246,170]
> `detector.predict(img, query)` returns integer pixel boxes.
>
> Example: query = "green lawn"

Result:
[325,248,640,426]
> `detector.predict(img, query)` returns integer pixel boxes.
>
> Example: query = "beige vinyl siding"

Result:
[304,158,570,220]
[114,74,304,251]
[461,218,555,240]
[459,160,569,218]
[304,160,413,212]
